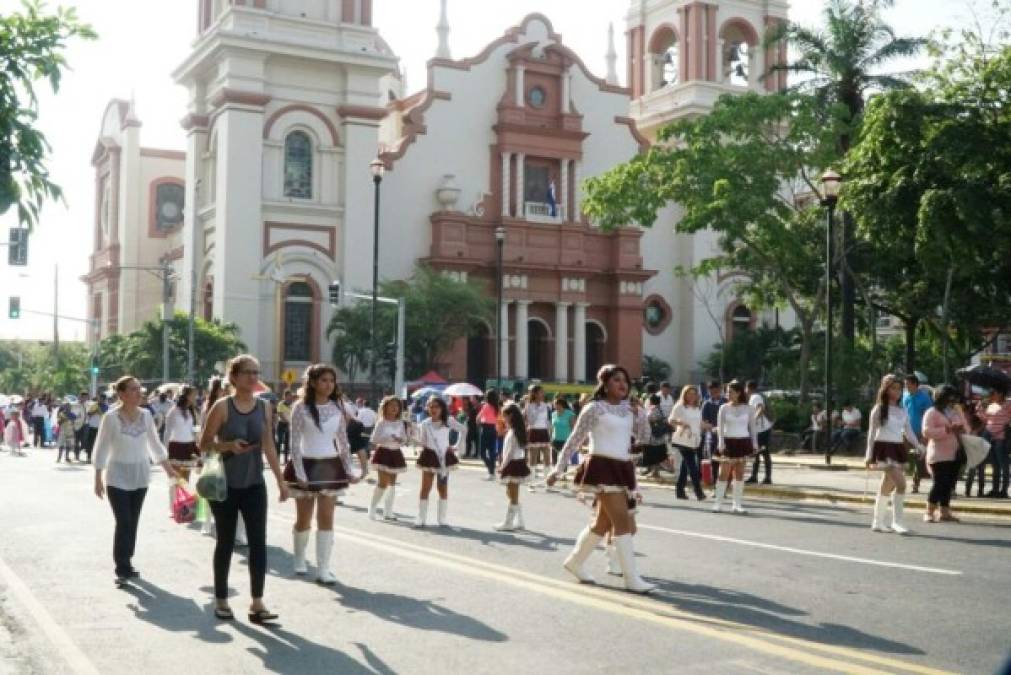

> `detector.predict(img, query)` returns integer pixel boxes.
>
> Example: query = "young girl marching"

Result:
[546,364,654,593]
[494,402,532,531]
[413,396,468,527]
[164,386,200,516]
[524,385,551,486]
[713,380,757,514]
[368,396,410,521]
[865,374,925,534]
[283,364,358,584]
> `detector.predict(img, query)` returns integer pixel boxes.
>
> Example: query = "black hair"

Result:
[591,364,632,401]
[501,402,527,447]
[707,380,722,389]
[645,382,658,395]
[727,380,747,405]
[175,385,198,422]
[427,396,449,424]
[746,380,758,390]
[302,363,340,430]
[660,381,671,389]
[553,396,570,410]
[904,374,920,385]
[484,388,500,411]
[933,384,958,411]
[648,394,661,406]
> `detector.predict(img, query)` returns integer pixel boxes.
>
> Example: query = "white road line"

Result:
[637,524,962,576]
[0,554,100,675]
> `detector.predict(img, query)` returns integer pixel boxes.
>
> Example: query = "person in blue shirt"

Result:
[901,374,933,493]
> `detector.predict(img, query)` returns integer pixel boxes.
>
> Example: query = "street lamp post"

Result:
[495,226,505,390]
[820,170,842,465]
[370,158,385,406]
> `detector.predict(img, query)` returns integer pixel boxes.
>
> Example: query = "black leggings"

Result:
[209,483,268,600]
[32,417,45,447]
[107,486,147,576]
[928,461,959,508]
[676,446,704,495]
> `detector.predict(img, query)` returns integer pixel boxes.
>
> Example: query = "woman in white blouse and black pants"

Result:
[93,376,179,583]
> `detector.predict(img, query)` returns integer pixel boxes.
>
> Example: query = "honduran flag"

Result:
[547,180,558,217]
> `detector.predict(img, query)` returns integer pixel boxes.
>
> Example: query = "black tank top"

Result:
[219,398,266,489]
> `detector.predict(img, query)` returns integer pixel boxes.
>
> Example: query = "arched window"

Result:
[720,21,758,87]
[284,131,313,199]
[284,281,314,362]
[729,304,753,340]
[649,27,679,91]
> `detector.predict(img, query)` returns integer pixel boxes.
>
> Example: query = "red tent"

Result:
[415,371,447,385]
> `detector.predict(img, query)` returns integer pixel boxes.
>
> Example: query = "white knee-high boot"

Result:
[383,486,397,520]
[368,487,385,520]
[563,527,602,584]
[871,495,888,532]
[890,492,909,534]
[315,530,336,584]
[732,480,747,514]
[437,499,449,526]
[292,528,310,575]
[414,499,428,528]
[605,543,622,576]
[493,504,517,531]
[513,503,525,530]
[614,534,655,594]
[712,481,728,512]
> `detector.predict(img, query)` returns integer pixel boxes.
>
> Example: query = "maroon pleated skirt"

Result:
[371,447,408,473]
[574,455,637,493]
[720,437,755,459]
[528,429,550,447]
[499,458,531,484]
[168,441,198,464]
[872,441,908,464]
[416,447,460,473]
[282,457,350,492]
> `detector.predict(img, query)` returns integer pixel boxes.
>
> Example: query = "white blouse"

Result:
[717,403,759,451]
[370,418,410,449]
[413,417,467,458]
[163,406,196,443]
[290,401,352,484]
[555,400,651,472]
[669,402,702,439]
[500,429,526,464]
[525,402,550,430]
[93,408,168,490]
[865,405,921,461]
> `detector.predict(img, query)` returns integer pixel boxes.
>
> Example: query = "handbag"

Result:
[672,424,699,449]
[172,484,197,524]
[195,453,228,502]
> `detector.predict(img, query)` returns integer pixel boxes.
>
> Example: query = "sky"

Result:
[0,0,975,342]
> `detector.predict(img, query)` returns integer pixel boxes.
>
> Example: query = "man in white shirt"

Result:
[658,382,676,418]
[829,402,863,458]
[356,399,378,435]
[746,381,774,484]
[30,397,49,448]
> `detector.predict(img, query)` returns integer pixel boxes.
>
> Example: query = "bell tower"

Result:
[626,0,788,141]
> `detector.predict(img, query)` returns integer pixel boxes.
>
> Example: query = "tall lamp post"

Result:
[495,225,505,390]
[369,158,385,407]
[820,170,842,465]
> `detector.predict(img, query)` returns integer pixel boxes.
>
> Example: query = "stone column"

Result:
[716,39,725,84]
[554,302,570,382]
[515,65,525,107]
[573,302,588,382]
[572,160,581,222]
[501,152,511,217]
[499,299,511,379]
[560,159,570,222]
[561,70,571,113]
[515,153,525,219]
[515,300,530,379]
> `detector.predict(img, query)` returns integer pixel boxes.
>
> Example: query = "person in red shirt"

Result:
[981,389,1011,498]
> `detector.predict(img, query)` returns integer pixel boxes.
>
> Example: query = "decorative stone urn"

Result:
[436,174,462,211]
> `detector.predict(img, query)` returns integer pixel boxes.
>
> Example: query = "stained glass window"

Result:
[284,131,313,199]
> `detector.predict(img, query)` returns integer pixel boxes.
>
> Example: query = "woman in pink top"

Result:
[921,385,967,523]
[477,390,501,480]
[981,390,1011,498]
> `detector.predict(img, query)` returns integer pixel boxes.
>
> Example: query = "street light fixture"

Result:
[819,169,842,464]
[495,225,505,391]
[369,157,385,407]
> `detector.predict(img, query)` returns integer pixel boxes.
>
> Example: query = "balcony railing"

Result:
[524,201,565,224]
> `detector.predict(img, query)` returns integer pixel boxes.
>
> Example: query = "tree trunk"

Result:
[904,318,919,373]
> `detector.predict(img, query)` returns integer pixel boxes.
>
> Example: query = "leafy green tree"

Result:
[0,340,88,393]
[768,0,926,343]
[327,301,376,385]
[641,355,671,385]
[0,1,95,228]
[583,93,837,400]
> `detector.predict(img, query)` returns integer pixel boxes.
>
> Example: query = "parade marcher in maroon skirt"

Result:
[494,403,532,531]
[164,385,200,516]
[283,364,358,584]
[713,381,757,514]
[523,385,552,484]
[547,364,655,593]
[412,396,467,528]
[866,375,925,534]
[368,396,411,521]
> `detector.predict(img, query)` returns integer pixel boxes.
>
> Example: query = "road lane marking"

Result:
[268,512,951,675]
[0,554,100,675]
[636,524,962,577]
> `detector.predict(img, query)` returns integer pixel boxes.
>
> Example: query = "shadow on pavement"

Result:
[644,577,924,656]
[424,524,575,552]
[119,578,232,644]
[325,580,508,643]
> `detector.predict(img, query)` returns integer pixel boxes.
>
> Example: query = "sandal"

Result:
[214,606,234,620]
[248,609,279,625]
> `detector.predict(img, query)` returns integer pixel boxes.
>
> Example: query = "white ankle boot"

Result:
[494,505,517,532]
[563,527,602,584]
[315,530,336,584]
[614,534,655,594]
[871,495,888,532]
[437,499,449,527]
[605,543,622,576]
[513,504,525,530]
[368,488,385,520]
[732,480,747,514]
[415,499,429,528]
[712,481,728,512]
[890,493,909,534]
[383,487,397,520]
[293,528,310,575]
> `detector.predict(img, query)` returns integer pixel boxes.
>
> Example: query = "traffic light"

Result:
[328,281,341,305]
[8,296,20,319]
[8,228,28,266]
[90,355,100,376]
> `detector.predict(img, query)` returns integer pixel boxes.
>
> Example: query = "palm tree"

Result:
[768,0,926,343]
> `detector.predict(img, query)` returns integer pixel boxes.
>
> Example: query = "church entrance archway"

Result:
[527,319,550,380]
[586,322,606,380]
[467,322,491,387]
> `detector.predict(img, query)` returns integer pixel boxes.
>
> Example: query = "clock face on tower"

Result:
[155,182,184,232]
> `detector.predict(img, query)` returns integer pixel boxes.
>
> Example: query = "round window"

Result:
[645,300,666,329]
[528,86,546,108]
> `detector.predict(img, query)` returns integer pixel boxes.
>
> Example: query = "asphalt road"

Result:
[2,448,1010,674]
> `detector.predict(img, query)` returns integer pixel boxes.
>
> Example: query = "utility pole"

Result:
[53,265,59,356]
[162,260,172,383]
[187,181,199,385]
